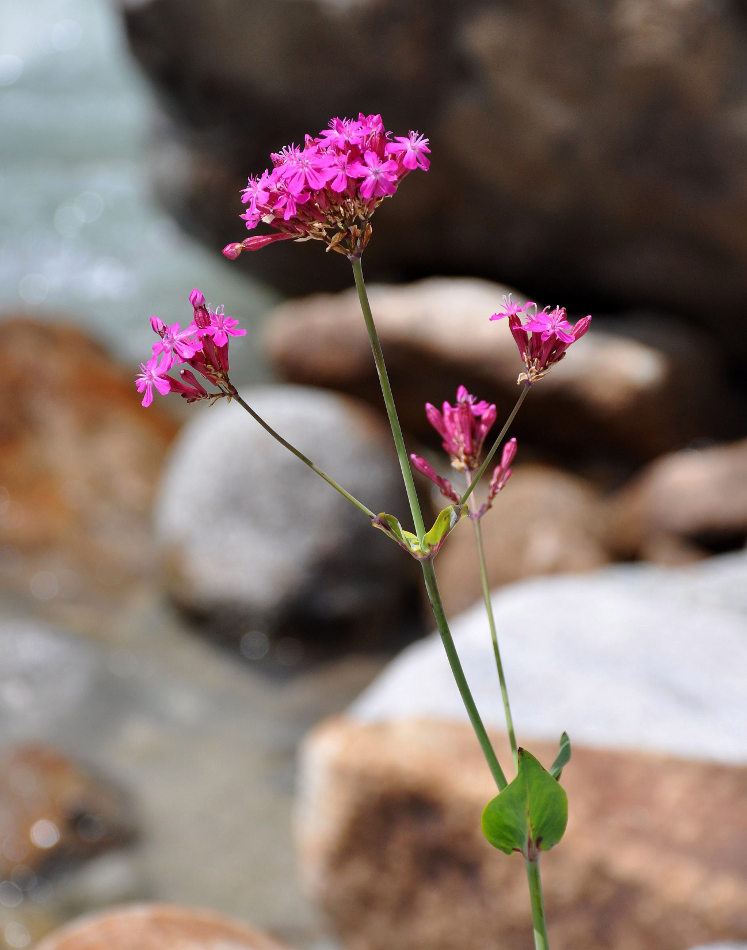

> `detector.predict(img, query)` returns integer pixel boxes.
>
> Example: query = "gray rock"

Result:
[121,0,747,350]
[352,552,747,762]
[154,385,419,642]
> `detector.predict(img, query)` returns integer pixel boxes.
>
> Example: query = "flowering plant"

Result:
[137,114,590,950]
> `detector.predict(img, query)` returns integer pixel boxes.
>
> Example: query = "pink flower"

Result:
[223,114,429,261]
[349,150,399,199]
[425,385,497,472]
[492,296,591,383]
[136,289,246,406]
[385,131,431,171]
[409,454,460,505]
[135,355,171,407]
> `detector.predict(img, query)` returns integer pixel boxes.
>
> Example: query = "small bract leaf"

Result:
[549,732,571,780]
[423,504,464,555]
[371,513,426,558]
[482,748,568,858]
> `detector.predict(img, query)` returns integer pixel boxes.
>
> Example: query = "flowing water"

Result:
[0,0,275,376]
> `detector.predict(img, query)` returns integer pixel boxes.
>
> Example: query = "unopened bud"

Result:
[189,288,205,308]
[222,243,244,260]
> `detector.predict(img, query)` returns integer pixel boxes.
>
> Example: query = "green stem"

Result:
[525,855,550,950]
[460,383,530,508]
[350,257,427,543]
[231,389,375,519]
[470,506,519,770]
[421,559,507,790]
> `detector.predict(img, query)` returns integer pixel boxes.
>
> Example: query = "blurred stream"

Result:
[0,0,276,378]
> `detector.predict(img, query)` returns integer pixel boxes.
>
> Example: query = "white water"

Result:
[0,0,275,376]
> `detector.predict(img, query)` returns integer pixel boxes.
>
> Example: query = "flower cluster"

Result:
[491,295,591,384]
[222,113,430,262]
[135,289,246,407]
[411,386,516,520]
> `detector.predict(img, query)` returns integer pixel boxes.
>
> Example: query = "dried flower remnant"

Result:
[222,114,430,262]
[491,295,591,384]
[135,288,246,407]
[410,386,516,520]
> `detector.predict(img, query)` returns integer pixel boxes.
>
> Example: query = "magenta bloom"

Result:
[135,289,246,407]
[491,295,591,383]
[224,113,429,261]
[425,385,497,472]
[411,386,517,521]
[135,355,171,407]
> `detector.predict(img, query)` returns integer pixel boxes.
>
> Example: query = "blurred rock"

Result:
[121,0,747,352]
[0,318,179,605]
[263,278,730,463]
[154,385,421,644]
[607,437,747,563]
[34,904,292,950]
[0,744,135,881]
[352,553,747,761]
[296,717,747,950]
[433,463,611,616]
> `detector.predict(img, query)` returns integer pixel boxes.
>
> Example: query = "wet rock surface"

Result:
[121,0,747,350]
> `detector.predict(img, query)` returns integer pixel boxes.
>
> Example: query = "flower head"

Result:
[224,114,429,261]
[411,386,517,521]
[135,289,246,407]
[491,295,591,383]
[425,385,497,472]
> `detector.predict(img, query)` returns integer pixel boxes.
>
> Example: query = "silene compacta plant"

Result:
[136,113,592,950]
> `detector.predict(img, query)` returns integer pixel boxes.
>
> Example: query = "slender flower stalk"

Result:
[466,471,519,769]
[526,856,550,950]
[350,257,428,544]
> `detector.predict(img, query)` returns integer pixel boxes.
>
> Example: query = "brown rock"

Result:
[0,743,135,880]
[264,278,725,462]
[608,437,747,562]
[433,463,611,615]
[296,717,747,950]
[34,904,292,950]
[0,318,179,603]
[122,0,747,347]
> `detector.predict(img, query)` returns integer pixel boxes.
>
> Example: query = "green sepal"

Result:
[549,732,571,780]
[371,505,465,560]
[481,748,568,858]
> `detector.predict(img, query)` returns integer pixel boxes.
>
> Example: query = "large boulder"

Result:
[263,278,732,463]
[154,385,421,643]
[121,0,747,356]
[34,904,291,950]
[295,553,747,949]
[0,318,179,605]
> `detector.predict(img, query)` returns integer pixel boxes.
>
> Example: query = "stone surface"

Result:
[0,610,372,947]
[433,462,610,615]
[34,904,291,950]
[607,437,747,562]
[0,743,135,880]
[296,717,747,950]
[263,278,729,462]
[0,318,179,605]
[121,0,747,351]
[154,385,421,643]
[353,553,747,762]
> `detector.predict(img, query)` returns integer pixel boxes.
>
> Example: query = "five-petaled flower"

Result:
[491,295,591,384]
[135,289,246,407]
[222,113,430,262]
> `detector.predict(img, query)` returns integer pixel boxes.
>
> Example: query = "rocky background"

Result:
[1,0,746,949]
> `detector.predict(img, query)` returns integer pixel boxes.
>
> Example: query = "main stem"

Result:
[350,257,427,543]
[470,509,519,770]
[525,856,550,950]
[231,389,375,519]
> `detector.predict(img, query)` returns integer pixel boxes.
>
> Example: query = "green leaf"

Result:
[481,748,568,858]
[549,732,571,780]
[423,504,464,554]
